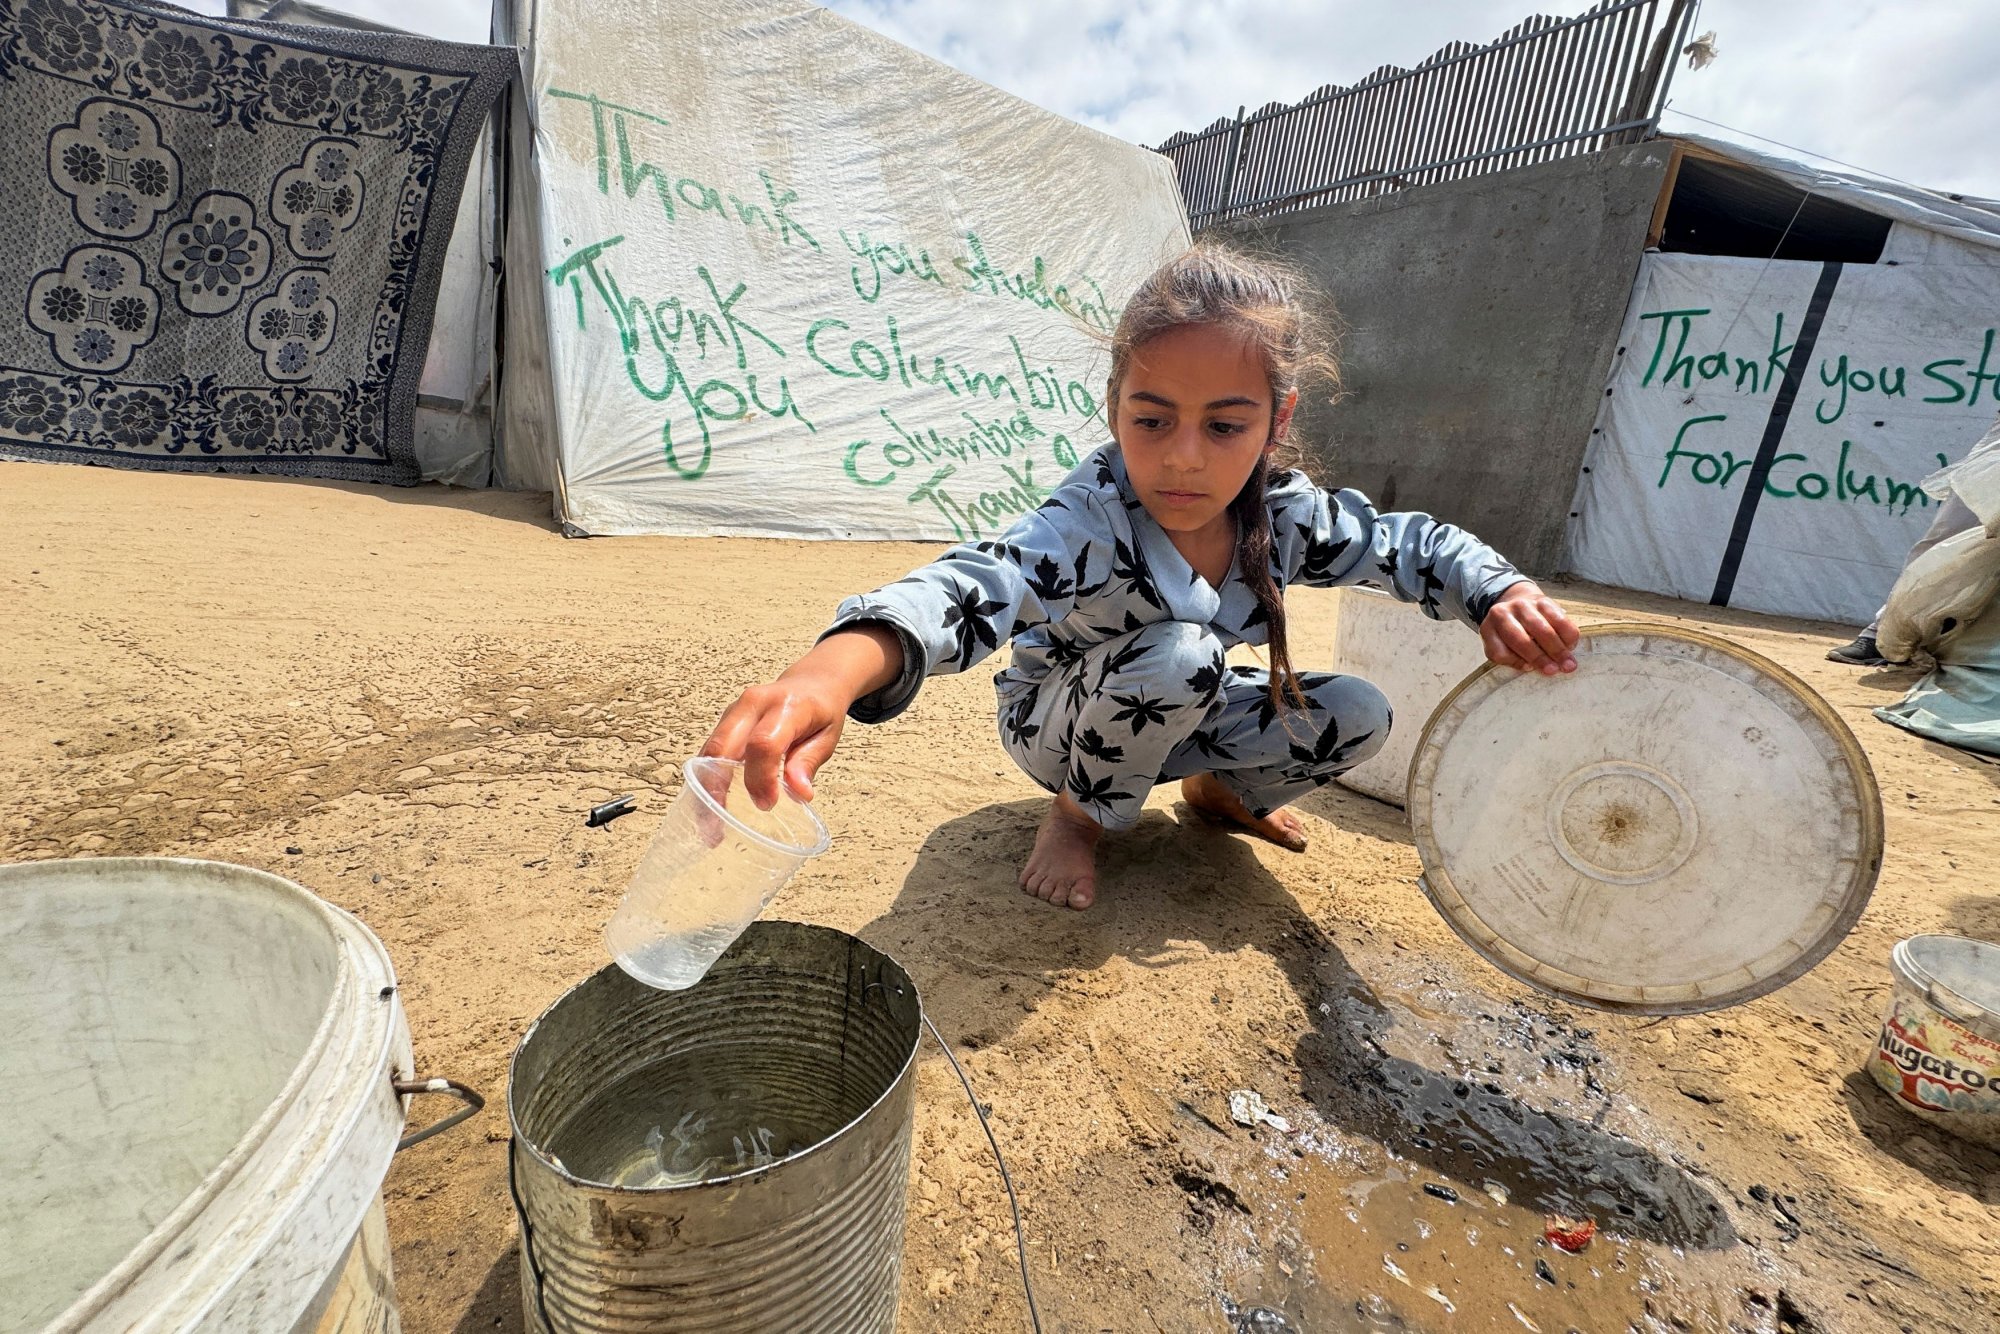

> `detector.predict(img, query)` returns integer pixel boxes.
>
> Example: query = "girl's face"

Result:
[1111,322,1296,540]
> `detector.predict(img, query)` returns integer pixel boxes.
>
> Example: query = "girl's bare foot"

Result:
[1181,772,1309,851]
[1020,792,1102,909]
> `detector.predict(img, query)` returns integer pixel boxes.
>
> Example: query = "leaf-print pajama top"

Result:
[824,445,1527,829]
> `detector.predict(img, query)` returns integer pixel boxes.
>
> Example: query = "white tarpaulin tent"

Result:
[1566,137,2000,625]
[492,0,1189,538]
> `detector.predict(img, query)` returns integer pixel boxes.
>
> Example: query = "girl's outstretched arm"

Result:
[700,623,905,809]
[702,468,1102,808]
[1272,472,1578,672]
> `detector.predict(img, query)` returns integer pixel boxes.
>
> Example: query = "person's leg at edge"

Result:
[999,621,1228,910]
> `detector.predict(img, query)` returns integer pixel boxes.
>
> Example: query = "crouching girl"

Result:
[702,241,1578,909]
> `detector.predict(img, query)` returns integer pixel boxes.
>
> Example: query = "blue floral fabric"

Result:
[0,0,512,482]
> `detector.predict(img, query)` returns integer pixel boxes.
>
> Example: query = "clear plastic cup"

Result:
[604,758,831,990]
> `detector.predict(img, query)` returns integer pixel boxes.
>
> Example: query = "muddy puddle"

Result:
[1208,1138,1773,1333]
[1168,952,1801,1333]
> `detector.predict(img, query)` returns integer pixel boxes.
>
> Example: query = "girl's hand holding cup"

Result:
[700,623,906,809]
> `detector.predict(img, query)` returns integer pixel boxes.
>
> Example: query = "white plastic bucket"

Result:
[1329,586,1489,808]
[0,858,416,1333]
[1868,934,2000,1147]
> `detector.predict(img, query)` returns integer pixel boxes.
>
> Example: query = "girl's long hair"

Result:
[1105,238,1343,712]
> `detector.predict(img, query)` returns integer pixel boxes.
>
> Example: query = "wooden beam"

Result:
[1646,139,1686,249]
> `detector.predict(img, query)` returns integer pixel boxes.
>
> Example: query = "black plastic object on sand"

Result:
[586,795,638,828]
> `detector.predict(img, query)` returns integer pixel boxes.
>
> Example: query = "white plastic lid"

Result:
[1408,623,1883,1015]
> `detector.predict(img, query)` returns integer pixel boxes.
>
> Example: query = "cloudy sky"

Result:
[195,0,1998,197]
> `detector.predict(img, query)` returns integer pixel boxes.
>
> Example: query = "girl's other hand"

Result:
[1480,582,1580,676]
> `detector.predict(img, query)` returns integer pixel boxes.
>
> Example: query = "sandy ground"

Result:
[3,461,1996,1334]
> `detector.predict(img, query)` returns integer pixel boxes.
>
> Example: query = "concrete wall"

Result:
[1234,143,1672,574]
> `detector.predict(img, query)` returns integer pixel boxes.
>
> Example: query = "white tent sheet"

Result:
[501,0,1189,539]
[1566,252,2000,625]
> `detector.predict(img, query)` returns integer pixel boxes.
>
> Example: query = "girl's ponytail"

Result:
[1228,455,1307,712]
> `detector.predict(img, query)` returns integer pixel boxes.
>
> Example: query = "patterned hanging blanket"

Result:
[0,0,511,483]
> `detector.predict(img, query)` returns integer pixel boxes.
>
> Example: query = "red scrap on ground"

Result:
[1545,1215,1597,1253]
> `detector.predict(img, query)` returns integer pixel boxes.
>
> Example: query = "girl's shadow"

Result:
[862,798,1736,1251]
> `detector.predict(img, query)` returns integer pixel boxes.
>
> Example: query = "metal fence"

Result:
[1155,0,1697,228]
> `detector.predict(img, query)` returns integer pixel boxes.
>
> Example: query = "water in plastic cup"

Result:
[605,758,831,990]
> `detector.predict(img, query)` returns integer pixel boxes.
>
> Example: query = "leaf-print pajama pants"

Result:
[996,620,1393,830]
